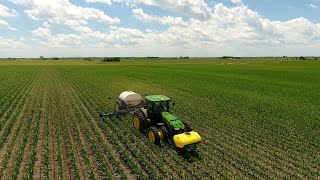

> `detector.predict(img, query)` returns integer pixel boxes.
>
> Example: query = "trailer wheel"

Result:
[148,126,160,145]
[158,126,169,143]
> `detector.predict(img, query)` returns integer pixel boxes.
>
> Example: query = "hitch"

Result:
[99,113,119,118]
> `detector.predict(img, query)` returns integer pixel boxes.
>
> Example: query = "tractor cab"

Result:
[145,95,171,121]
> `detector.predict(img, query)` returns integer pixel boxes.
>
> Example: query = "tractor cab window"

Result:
[162,101,170,111]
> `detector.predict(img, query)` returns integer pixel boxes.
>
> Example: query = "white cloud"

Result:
[230,0,243,6]
[11,0,119,26]
[31,25,84,47]
[116,0,212,20]
[0,36,24,48]
[27,2,320,56]
[32,26,52,37]
[0,19,16,30]
[85,0,112,5]
[0,3,17,30]
[4,1,320,57]
[132,8,187,26]
[0,3,18,17]
[309,3,318,8]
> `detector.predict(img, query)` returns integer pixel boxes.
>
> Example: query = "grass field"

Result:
[0,58,319,179]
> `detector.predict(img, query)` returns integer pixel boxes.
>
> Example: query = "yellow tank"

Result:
[173,131,201,148]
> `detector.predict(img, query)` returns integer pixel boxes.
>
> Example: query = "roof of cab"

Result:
[145,95,170,102]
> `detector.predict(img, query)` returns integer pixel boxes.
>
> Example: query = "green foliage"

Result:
[0,59,319,179]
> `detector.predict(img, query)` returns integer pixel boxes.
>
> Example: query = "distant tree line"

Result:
[40,56,59,60]
[289,56,318,60]
[83,57,93,61]
[101,57,121,62]
[221,56,241,59]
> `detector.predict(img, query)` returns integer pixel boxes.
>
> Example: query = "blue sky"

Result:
[0,0,320,57]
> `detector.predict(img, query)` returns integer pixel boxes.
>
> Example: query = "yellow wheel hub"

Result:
[148,131,155,143]
[133,115,140,130]
[158,129,164,140]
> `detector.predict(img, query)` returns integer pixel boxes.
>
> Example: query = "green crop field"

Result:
[0,58,319,179]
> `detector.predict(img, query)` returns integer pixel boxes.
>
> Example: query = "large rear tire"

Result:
[133,110,147,132]
[148,126,161,145]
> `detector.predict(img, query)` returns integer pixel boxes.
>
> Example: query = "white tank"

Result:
[118,91,143,106]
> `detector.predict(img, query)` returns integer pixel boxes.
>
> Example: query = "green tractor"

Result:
[99,91,201,149]
[133,95,201,149]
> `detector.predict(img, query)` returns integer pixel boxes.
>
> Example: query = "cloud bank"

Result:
[1,0,320,57]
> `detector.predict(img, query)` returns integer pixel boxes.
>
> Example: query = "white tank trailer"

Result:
[115,91,144,112]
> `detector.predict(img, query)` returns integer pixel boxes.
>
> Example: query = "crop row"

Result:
[0,75,41,179]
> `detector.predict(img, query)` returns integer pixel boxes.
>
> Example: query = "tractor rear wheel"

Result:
[148,126,160,145]
[133,110,146,132]
[158,126,169,143]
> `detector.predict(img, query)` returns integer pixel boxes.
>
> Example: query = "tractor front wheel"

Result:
[148,126,161,145]
[158,126,169,143]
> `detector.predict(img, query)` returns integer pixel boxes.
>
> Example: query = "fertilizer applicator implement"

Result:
[99,91,201,150]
